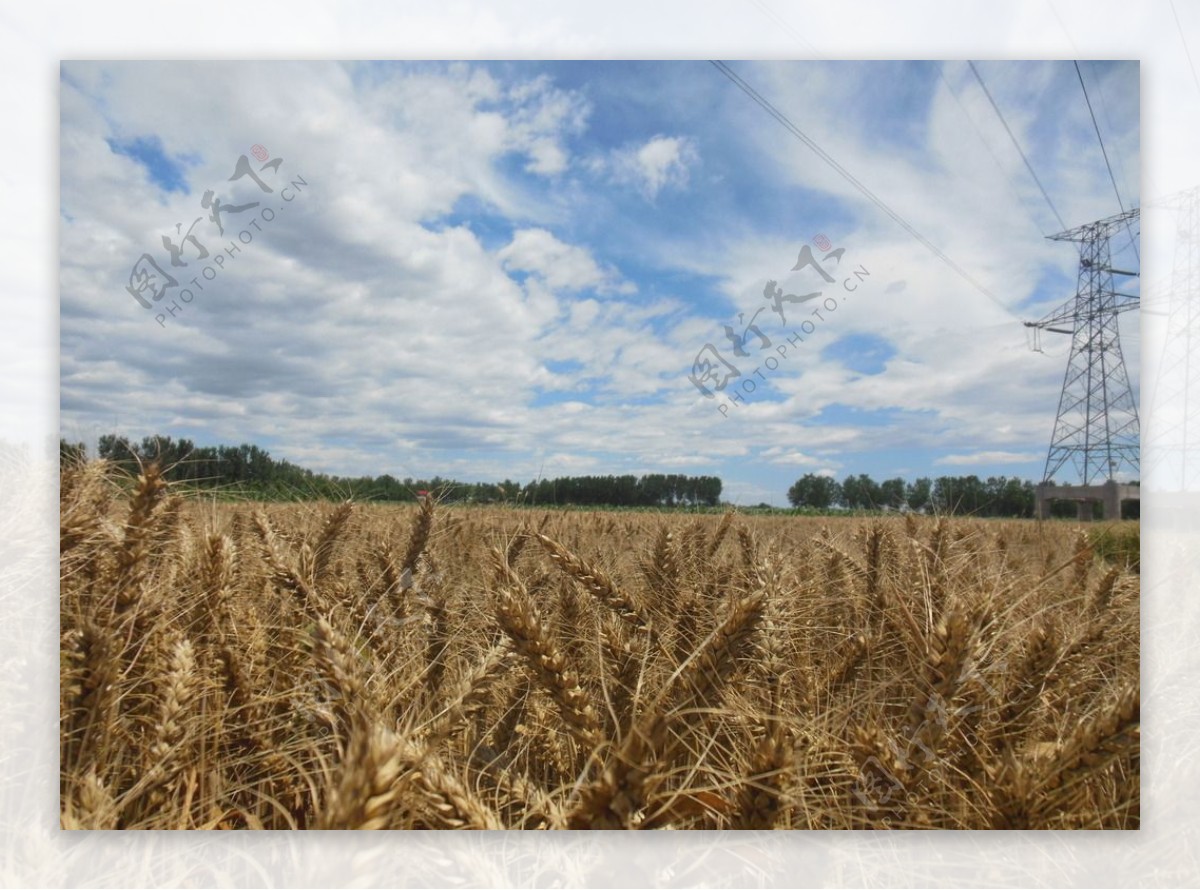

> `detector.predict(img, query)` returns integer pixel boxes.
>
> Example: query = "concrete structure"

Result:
[1035,480,1140,521]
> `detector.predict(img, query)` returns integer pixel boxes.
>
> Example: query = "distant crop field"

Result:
[60,460,1139,829]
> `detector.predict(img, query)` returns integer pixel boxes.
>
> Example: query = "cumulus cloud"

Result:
[503,74,590,175]
[497,228,616,293]
[602,135,698,199]
[57,60,1139,501]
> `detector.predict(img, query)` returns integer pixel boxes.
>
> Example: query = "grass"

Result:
[1090,522,1141,573]
[60,458,1139,830]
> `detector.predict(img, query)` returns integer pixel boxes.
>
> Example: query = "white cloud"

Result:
[502,74,590,175]
[58,62,733,484]
[57,60,1139,495]
[603,135,698,199]
[760,446,825,467]
[497,228,616,293]
[935,451,1043,466]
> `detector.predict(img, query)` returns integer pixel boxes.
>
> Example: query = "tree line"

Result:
[60,435,721,507]
[58,433,1135,516]
[520,474,722,507]
[787,471,1139,518]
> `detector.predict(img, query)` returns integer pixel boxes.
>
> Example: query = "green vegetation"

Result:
[61,434,721,507]
[1091,523,1141,573]
[61,434,1139,519]
[786,471,1140,520]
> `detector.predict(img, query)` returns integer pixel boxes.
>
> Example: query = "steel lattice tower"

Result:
[1145,187,1200,491]
[1024,208,1140,485]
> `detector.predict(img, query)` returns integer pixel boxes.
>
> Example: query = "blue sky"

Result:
[60,60,1140,504]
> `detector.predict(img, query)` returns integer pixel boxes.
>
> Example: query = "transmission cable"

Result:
[1073,60,1140,264]
[967,61,1068,233]
[709,60,1008,313]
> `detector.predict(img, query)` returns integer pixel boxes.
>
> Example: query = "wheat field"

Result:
[59,459,1139,830]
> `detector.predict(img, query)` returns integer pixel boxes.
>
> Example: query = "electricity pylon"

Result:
[1024,208,1140,485]
[1145,187,1200,491]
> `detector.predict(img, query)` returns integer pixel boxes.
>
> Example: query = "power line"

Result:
[967,61,1068,233]
[709,60,1008,313]
[1087,60,1135,218]
[1169,0,1200,106]
[1073,61,1123,211]
[1073,60,1139,263]
[1046,0,1081,55]
[1043,7,1139,263]
[745,0,824,59]
[1075,61,1137,265]
[937,64,1047,238]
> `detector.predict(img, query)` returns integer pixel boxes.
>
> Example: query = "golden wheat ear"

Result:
[536,532,655,636]
[59,461,1140,831]
[492,548,602,749]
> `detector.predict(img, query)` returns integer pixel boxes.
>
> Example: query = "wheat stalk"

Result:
[536,532,654,635]
[492,554,602,749]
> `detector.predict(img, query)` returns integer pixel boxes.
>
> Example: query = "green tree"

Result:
[60,439,87,465]
[841,473,881,509]
[932,475,987,515]
[98,433,136,468]
[906,477,932,511]
[787,473,841,509]
[879,477,906,509]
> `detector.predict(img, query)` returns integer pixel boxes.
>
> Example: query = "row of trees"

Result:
[89,435,301,487]
[787,472,1139,518]
[786,473,933,511]
[61,435,525,502]
[520,474,722,507]
[61,433,1134,517]
[61,435,721,507]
